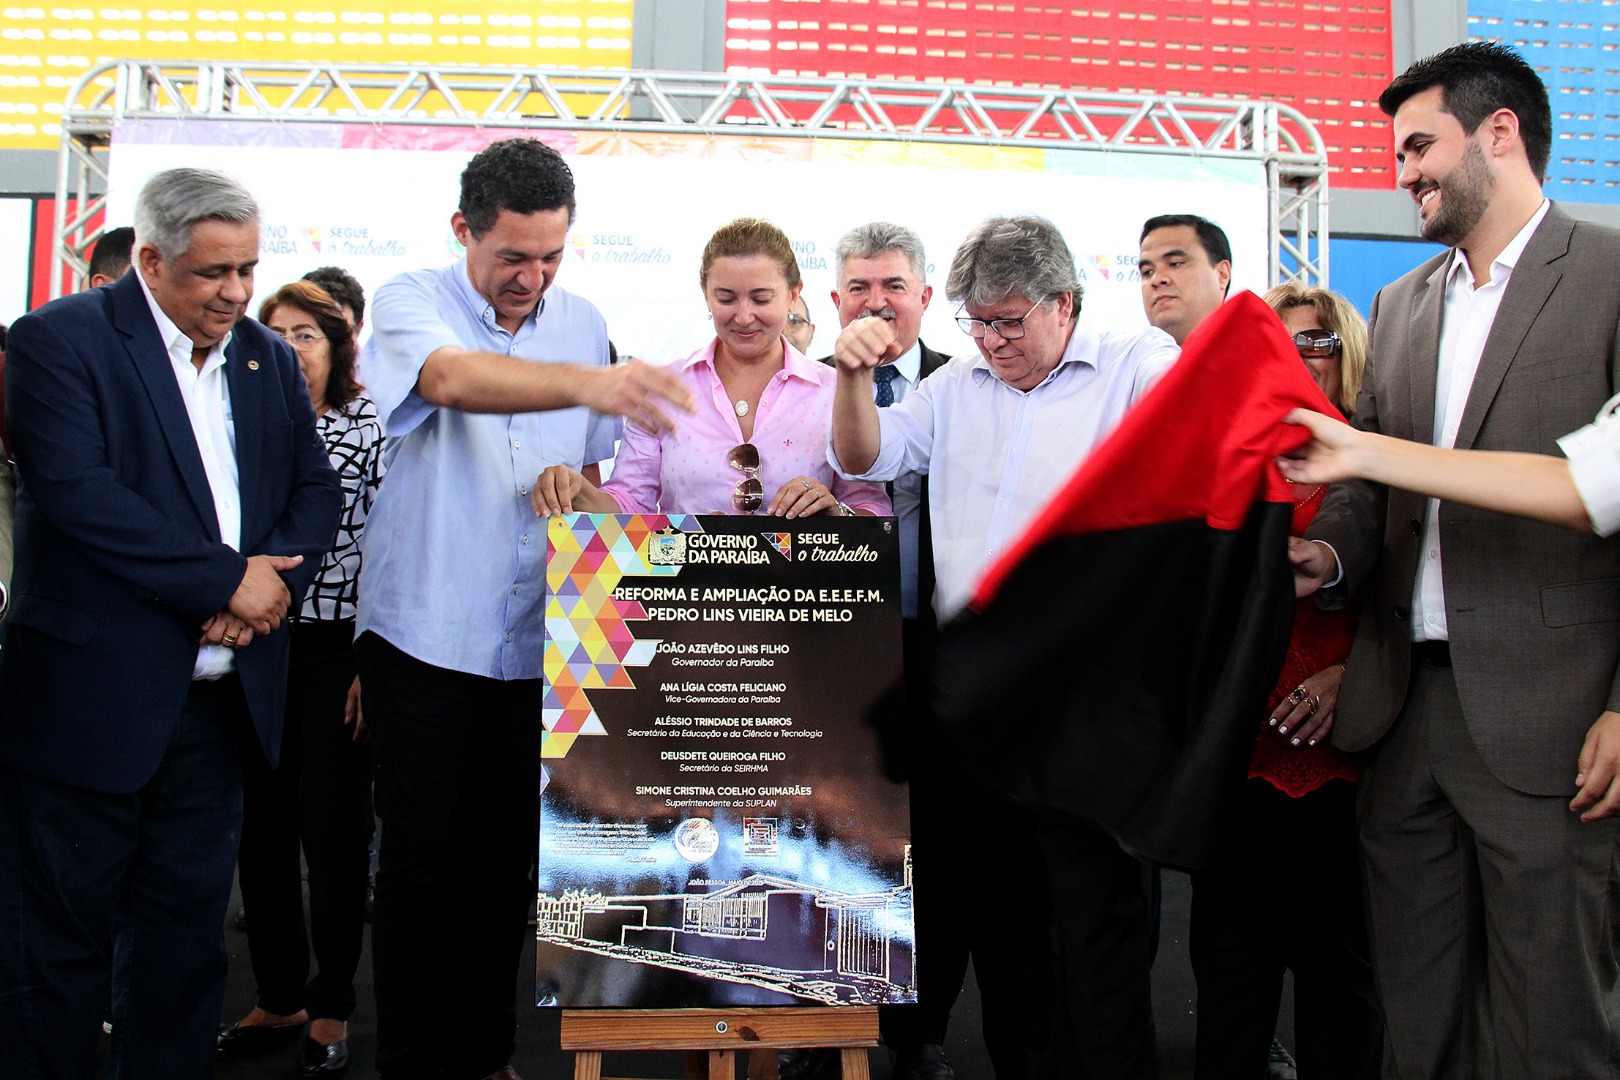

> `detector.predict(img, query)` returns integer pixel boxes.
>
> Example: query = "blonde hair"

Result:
[699,217,802,291]
[1263,281,1367,415]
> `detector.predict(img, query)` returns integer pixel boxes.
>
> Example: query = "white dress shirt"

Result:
[1559,391,1620,538]
[832,320,1178,621]
[1412,199,1550,642]
[138,274,240,679]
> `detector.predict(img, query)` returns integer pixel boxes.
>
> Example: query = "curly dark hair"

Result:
[1379,42,1551,183]
[459,137,577,237]
[257,280,361,412]
[301,265,366,326]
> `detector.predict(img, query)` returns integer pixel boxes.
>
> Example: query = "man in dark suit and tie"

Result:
[0,167,341,1079]
[1294,43,1620,1077]
[786,222,958,1080]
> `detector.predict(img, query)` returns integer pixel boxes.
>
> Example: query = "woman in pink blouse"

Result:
[532,217,889,519]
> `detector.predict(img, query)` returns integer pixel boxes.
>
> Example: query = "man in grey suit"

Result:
[1293,43,1620,1078]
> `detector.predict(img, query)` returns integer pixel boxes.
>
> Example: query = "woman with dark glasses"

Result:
[531,218,887,520]
[1183,282,1381,1080]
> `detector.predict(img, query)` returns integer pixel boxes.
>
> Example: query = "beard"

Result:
[1419,138,1494,247]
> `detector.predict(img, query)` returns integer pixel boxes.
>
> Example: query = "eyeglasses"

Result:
[786,313,812,328]
[955,300,1042,340]
[1292,329,1341,359]
[275,330,327,350]
[728,443,763,514]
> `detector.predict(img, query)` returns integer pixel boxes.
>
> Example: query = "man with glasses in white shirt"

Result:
[830,213,1178,1079]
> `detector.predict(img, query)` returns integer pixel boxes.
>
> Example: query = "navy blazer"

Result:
[0,272,341,794]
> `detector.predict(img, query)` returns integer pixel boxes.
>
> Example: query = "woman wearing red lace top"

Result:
[1188,284,1382,1080]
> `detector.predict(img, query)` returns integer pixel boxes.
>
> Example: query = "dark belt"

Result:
[1412,640,1451,668]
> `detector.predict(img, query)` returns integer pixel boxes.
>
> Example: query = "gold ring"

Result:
[1288,686,1307,704]
[222,633,238,646]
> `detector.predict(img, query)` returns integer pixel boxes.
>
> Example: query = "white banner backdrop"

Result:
[105,120,1269,363]
[0,196,36,327]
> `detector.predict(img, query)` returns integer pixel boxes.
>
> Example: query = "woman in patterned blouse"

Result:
[216,280,385,1076]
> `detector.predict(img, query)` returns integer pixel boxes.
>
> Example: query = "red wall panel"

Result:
[725,0,1396,188]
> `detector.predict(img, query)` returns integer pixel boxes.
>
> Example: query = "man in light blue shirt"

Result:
[831,214,1178,1080]
[355,138,690,1080]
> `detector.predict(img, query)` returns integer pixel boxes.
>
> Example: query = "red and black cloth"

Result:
[933,291,1336,871]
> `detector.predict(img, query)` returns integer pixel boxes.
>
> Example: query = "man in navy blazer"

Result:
[0,168,340,1079]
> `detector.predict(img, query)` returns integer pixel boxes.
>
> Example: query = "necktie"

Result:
[874,364,898,408]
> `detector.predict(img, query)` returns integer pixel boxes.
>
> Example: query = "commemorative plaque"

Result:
[537,513,913,1008]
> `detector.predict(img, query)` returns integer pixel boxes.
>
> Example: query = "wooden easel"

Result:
[562,1006,878,1080]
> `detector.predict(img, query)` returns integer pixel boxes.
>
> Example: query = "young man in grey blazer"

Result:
[1294,42,1620,1078]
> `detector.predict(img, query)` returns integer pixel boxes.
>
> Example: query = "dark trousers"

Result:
[238,618,373,1020]
[357,632,543,1080]
[880,617,973,1061]
[0,675,248,1080]
[968,794,1068,1080]
[1360,655,1620,1079]
[1189,778,1381,1080]
[1039,813,1158,1080]
[878,753,973,1054]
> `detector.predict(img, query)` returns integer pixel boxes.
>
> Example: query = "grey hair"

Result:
[945,214,1082,314]
[133,168,259,261]
[834,221,927,283]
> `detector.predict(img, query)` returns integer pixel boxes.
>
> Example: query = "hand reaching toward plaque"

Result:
[532,466,619,517]
[767,475,843,519]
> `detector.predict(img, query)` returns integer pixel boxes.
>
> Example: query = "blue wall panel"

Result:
[1282,236,1446,319]
[1470,0,1620,205]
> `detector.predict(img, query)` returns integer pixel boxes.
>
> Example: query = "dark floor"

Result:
[204,869,1293,1079]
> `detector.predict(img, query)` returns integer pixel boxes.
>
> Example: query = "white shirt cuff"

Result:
[1559,406,1620,538]
[1309,539,1344,589]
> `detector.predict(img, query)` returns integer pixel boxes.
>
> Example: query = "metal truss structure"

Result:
[53,60,1328,296]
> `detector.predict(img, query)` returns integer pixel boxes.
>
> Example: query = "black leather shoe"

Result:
[215,1021,304,1059]
[895,1043,956,1080]
[301,1036,350,1075]
[1266,1039,1298,1080]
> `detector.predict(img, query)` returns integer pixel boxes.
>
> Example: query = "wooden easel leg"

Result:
[747,1047,780,1079]
[573,1049,603,1080]
[839,1048,871,1080]
[561,1006,877,1080]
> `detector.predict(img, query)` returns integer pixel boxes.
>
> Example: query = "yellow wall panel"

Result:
[0,0,633,153]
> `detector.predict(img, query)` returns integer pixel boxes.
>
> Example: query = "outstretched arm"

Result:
[418,347,695,434]
[1280,408,1591,532]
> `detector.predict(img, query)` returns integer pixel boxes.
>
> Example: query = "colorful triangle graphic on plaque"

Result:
[540,514,701,762]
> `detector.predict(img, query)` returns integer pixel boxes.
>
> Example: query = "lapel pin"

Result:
[246,360,260,370]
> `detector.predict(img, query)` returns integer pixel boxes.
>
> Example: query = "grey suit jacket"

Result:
[1310,204,1620,796]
